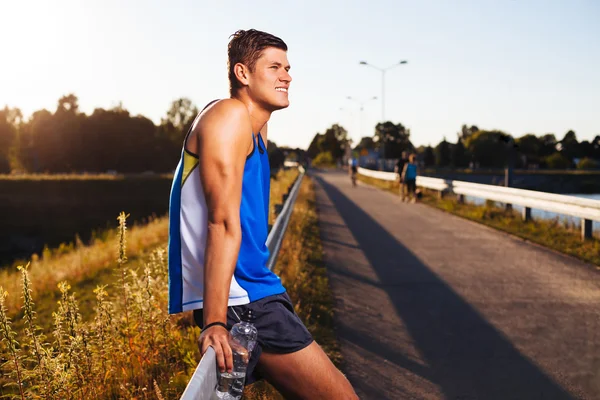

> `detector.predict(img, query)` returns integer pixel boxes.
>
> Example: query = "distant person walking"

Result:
[349,158,358,187]
[395,151,408,200]
[401,154,418,203]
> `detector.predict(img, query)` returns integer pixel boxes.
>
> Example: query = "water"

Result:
[465,193,600,232]
[215,342,251,399]
[215,371,246,400]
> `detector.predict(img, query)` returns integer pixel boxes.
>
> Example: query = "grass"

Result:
[357,174,600,268]
[1,168,340,399]
[245,175,341,399]
[1,216,170,317]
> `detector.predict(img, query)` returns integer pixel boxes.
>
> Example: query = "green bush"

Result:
[312,152,335,167]
[544,152,571,169]
[577,157,598,170]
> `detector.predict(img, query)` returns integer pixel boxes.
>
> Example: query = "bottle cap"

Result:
[241,309,256,323]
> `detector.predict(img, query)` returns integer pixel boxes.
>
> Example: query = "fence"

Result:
[357,167,600,240]
[180,167,306,399]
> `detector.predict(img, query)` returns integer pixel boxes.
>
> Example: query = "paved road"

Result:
[313,170,600,400]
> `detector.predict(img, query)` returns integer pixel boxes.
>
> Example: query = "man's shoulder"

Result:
[199,99,249,123]
[193,99,251,138]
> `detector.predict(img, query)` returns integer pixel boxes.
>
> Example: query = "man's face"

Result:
[247,47,292,111]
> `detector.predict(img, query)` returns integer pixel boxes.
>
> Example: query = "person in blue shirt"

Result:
[401,153,419,203]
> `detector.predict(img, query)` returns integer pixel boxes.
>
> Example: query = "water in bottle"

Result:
[215,310,257,400]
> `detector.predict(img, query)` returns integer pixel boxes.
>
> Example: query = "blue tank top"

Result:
[234,132,285,300]
[167,103,285,314]
[405,163,417,180]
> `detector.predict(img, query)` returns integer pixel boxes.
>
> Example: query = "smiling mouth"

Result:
[275,87,288,93]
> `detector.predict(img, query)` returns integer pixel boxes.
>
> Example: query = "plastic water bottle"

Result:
[215,310,258,400]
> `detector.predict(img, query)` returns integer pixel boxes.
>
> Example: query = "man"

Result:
[348,157,358,187]
[168,29,358,399]
[395,151,408,200]
[401,153,419,203]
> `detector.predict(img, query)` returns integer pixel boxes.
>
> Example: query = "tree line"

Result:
[0,94,293,174]
[306,120,600,170]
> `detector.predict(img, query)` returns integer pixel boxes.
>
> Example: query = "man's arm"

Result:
[400,163,408,181]
[196,99,252,373]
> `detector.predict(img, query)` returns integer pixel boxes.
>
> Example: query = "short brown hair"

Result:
[228,29,288,96]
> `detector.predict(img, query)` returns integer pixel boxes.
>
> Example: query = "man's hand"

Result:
[199,325,233,373]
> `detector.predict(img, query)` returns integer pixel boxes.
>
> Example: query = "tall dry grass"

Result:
[0,213,198,399]
[0,169,338,399]
[1,216,169,317]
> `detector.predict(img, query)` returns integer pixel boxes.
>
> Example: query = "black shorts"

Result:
[193,292,314,385]
[405,179,416,193]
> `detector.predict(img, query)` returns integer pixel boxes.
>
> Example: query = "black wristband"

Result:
[203,321,228,331]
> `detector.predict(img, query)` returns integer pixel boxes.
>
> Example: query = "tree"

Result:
[374,121,412,159]
[160,98,199,145]
[306,133,324,159]
[423,146,435,167]
[307,124,349,162]
[515,134,542,167]
[325,124,349,161]
[312,152,334,167]
[0,107,21,173]
[354,136,375,152]
[458,124,479,143]
[545,152,570,169]
[22,109,54,172]
[434,138,451,167]
[592,135,600,159]
[464,130,510,168]
[558,130,579,165]
[451,139,468,167]
[54,94,86,171]
[267,140,285,172]
[577,157,598,170]
[539,134,558,158]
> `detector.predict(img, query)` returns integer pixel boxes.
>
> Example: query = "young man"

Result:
[348,157,358,187]
[395,151,408,200]
[401,153,419,203]
[168,29,358,399]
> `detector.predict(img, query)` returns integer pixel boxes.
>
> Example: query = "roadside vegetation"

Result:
[1,170,340,399]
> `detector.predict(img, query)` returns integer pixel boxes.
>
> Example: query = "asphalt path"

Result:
[313,170,600,400]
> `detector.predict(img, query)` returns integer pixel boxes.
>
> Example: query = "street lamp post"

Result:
[360,60,407,162]
[346,96,377,140]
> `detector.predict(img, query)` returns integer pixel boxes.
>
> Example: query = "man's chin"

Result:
[268,100,290,111]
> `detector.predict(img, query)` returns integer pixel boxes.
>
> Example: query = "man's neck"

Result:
[232,93,271,134]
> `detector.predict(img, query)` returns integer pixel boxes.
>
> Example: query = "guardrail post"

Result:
[438,190,444,199]
[522,207,531,222]
[581,219,592,240]
[457,194,465,204]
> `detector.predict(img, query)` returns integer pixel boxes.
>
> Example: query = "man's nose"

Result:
[280,70,292,83]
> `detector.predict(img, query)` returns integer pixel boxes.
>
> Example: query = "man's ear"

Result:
[234,63,250,86]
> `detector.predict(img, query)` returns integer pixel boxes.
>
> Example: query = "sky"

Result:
[1,0,599,149]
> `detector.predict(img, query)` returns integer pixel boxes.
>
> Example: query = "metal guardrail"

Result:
[180,167,306,400]
[357,167,600,240]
